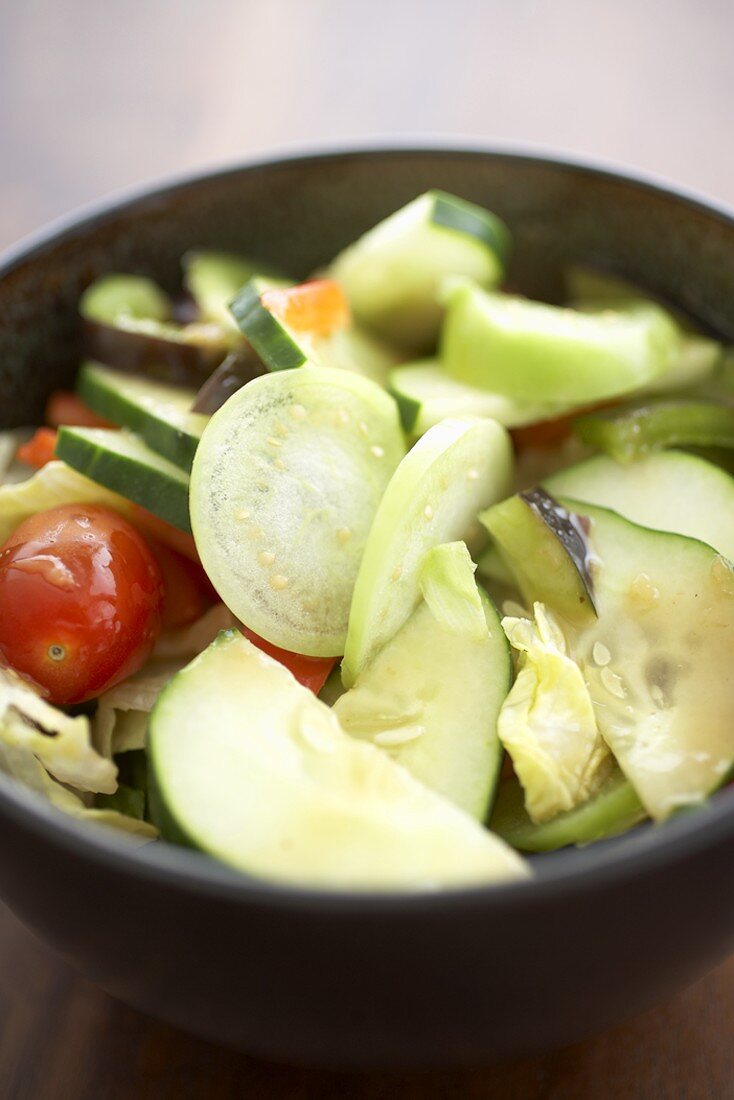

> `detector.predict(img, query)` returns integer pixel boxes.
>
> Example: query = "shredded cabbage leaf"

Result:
[498,603,611,823]
[0,667,116,793]
[0,460,134,543]
[0,738,156,842]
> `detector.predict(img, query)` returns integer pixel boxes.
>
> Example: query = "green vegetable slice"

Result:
[55,427,191,532]
[574,400,734,463]
[190,367,405,657]
[148,630,528,890]
[342,417,513,686]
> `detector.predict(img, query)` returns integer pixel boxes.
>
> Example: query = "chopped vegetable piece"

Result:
[16,428,58,469]
[148,630,528,889]
[336,558,509,820]
[491,767,645,851]
[190,366,405,657]
[441,283,679,402]
[574,400,734,462]
[480,489,597,627]
[240,625,336,694]
[498,603,611,823]
[261,279,351,337]
[342,417,513,687]
[0,504,163,705]
[45,391,112,429]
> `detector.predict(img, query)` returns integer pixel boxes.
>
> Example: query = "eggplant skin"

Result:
[193,348,266,414]
[83,321,227,386]
[520,487,597,611]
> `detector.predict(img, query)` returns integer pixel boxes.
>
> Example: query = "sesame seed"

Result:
[374,725,425,747]
[259,551,275,566]
[289,404,307,420]
[391,565,402,581]
[266,436,282,448]
[370,445,384,458]
[467,468,480,481]
[274,458,286,471]
[234,508,250,521]
[269,574,289,591]
[358,421,369,437]
[275,421,288,437]
[592,641,611,667]
[423,504,434,521]
[336,527,352,544]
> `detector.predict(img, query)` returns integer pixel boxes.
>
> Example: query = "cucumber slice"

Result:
[557,499,734,820]
[329,191,510,350]
[545,451,734,562]
[574,400,734,463]
[388,360,570,436]
[183,251,260,331]
[190,367,405,657]
[335,571,509,821]
[231,276,400,384]
[80,274,172,324]
[480,489,597,627]
[55,427,191,532]
[441,283,679,402]
[78,362,207,471]
[342,417,513,687]
[148,630,528,890]
[491,768,645,852]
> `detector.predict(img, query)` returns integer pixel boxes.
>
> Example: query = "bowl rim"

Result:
[2,139,734,913]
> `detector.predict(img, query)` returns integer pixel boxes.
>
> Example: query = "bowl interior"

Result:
[2,145,734,902]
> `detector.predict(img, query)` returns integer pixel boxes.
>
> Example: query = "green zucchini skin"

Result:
[77,362,206,472]
[56,427,191,532]
[230,279,307,371]
[491,770,645,852]
[575,400,734,462]
[430,190,511,265]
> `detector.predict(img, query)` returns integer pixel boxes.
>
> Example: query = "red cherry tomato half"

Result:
[240,625,336,694]
[0,504,164,705]
[148,538,216,630]
[45,391,112,429]
[16,428,58,469]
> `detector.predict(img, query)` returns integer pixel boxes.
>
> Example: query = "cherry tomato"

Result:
[45,391,112,429]
[241,625,336,694]
[0,504,163,704]
[148,539,216,629]
[16,428,58,469]
[261,279,350,337]
[130,504,200,563]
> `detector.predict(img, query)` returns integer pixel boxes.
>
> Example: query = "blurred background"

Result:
[1,0,733,251]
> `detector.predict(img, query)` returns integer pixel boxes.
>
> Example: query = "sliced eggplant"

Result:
[80,274,231,385]
[192,347,265,415]
[480,488,597,626]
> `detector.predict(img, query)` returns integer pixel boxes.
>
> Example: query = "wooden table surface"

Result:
[2,2,734,1095]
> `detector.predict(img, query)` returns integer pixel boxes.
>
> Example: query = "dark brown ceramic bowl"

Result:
[1,146,733,1069]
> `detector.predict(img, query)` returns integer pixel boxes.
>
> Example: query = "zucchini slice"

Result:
[545,450,734,562]
[388,360,570,436]
[190,367,405,657]
[491,768,645,852]
[342,417,513,687]
[329,190,511,350]
[148,630,528,890]
[574,400,734,463]
[231,276,401,385]
[441,283,679,402]
[78,362,207,471]
[55,427,191,531]
[335,548,510,821]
